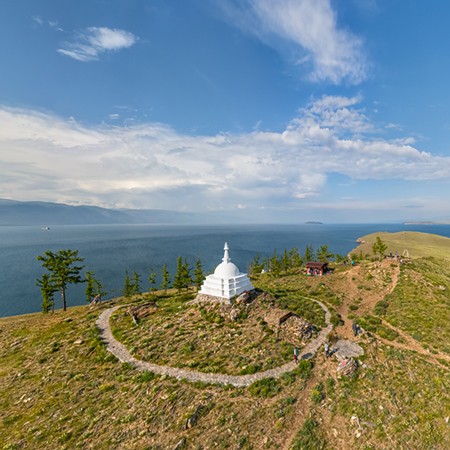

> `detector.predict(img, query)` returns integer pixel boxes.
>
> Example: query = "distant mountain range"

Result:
[0,199,213,226]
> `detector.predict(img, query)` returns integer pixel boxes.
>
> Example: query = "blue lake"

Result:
[1,223,450,317]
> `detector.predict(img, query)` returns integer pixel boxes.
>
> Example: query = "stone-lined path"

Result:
[96,300,333,388]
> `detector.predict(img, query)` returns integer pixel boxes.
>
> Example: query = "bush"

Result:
[291,417,326,450]
[374,300,388,316]
[311,382,324,404]
[293,359,313,379]
[248,377,281,398]
[136,370,156,382]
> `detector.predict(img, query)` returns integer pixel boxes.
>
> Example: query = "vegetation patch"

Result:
[110,291,295,375]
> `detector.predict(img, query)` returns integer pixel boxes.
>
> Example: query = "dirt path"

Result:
[96,300,333,388]
[334,261,450,367]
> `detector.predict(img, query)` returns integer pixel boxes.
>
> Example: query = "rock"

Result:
[337,357,358,377]
[229,308,239,321]
[235,291,251,304]
[350,415,360,427]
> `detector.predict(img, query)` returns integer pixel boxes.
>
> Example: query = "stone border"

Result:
[96,299,332,388]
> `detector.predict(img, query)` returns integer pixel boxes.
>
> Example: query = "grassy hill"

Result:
[350,230,450,260]
[1,232,449,449]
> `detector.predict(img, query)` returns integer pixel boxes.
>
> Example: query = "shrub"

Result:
[291,417,326,450]
[311,382,324,404]
[136,370,156,382]
[249,377,281,398]
[293,359,313,379]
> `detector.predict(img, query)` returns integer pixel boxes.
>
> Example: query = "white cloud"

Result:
[0,97,449,214]
[220,0,367,84]
[58,27,137,62]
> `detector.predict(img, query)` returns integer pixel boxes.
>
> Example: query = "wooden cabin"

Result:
[306,261,328,276]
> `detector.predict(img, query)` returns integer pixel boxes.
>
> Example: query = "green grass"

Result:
[0,301,323,450]
[109,291,296,375]
[383,257,450,353]
[2,245,450,449]
[330,343,450,450]
[351,231,450,260]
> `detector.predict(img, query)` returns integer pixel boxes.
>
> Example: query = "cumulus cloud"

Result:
[0,97,449,213]
[219,0,367,84]
[58,27,137,62]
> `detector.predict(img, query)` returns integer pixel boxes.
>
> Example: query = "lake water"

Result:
[1,223,450,317]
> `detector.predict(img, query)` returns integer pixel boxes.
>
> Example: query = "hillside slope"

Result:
[1,251,449,449]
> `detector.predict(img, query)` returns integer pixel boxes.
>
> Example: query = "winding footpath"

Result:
[96,300,333,388]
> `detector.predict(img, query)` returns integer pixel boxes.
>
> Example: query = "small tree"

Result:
[317,244,334,263]
[85,271,106,303]
[123,271,134,298]
[132,271,141,295]
[194,257,205,289]
[37,249,84,311]
[289,247,303,268]
[173,256,192,291]
[372,236,388,260]
[148,269,157,292]
[160,263,171,291]
[304,245,315,262]
[270,250,281,276]
[249,254,264,276]
[281,249,290,272]
[36,273,56,313]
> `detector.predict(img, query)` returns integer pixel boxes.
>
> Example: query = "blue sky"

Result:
[1,0,450,223]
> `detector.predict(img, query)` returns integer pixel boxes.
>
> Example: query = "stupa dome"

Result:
[214,261,240,278]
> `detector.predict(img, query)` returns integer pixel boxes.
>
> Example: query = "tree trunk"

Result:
[61,286,67,311]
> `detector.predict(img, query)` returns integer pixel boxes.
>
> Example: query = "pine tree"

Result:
[270,250,281,276]
[123,271,133,297]
[36,273,56,313]
[160,263,171,291]
[304,245,315,262]
[173,257,192,291]
[148,269,157,292]
[181,258,192,290]
[85,271,96,302]
[249,253,264,276]
[132,271,141,295]
[281,249,290,272]
[173,256,184,291]
[37,249,84,311]
[317,244,334,262]
[85,271,106,302]
[289,247,303,268]
[372,236,387,260]
[194,257,205,289]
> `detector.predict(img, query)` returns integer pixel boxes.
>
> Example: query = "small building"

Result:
[199,243,254,301]
[306,261,328,276]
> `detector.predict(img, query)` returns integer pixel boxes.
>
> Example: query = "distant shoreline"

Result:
[404,221,450,225]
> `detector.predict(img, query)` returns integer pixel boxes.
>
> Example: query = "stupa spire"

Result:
[222,242,230,263]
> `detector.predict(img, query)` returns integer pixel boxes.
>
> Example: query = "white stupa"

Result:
[199,242,254,300]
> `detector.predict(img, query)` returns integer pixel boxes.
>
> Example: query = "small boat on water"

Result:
[42,226,50,231]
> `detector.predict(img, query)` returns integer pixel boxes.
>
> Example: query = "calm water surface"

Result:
[1,223,449,317]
